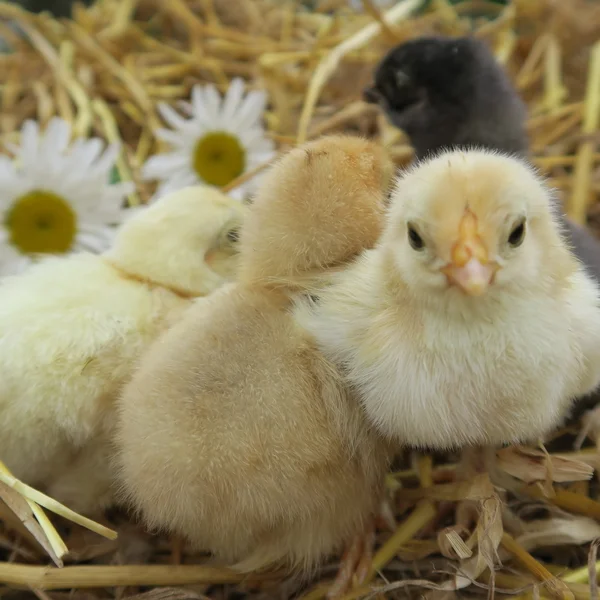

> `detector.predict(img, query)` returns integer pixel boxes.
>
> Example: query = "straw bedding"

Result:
[0,0,600,598]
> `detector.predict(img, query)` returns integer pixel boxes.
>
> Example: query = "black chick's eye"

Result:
[226,227,240,243]
[508,220,526,248]
[407,224,424,251]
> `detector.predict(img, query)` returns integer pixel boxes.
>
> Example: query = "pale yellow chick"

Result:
[115,135,395,579]
[0,185,246,514]
[295,149,600,450]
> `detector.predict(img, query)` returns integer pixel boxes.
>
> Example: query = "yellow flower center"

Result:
[5,190,76,255]
[192,131,246,187]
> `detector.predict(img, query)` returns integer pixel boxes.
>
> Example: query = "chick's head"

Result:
[105,185,247,296]
[364,36,478,118]
[239,135,394,285]
[383,149,564,305]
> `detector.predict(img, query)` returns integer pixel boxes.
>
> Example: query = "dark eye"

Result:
[407,224,424,251]
[226,228,240,243]
[508,220,526,248]
[395,69,410,88]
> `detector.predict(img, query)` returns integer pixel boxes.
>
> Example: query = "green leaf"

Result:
[109,166,121,184]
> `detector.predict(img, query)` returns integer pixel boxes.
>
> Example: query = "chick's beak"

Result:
[363,86,381,104]
[441,210,498,297]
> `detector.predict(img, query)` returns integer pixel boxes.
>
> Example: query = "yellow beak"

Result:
[441,209,498,296]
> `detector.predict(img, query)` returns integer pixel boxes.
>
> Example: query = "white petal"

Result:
[158,102,189,131]
[238,127,271,150]
[17,120,40,172]
[221,78,245,127]
[0,244,31,277]
[0,155,17,181]
[74,226,113,254]
[41,118,71,158]
[200,84,223,120]
[142,153,191,180]
[109,181,136,199]
[68,138,105,172]
[191,85,216,126]
[19,120,40,157]
[94,143,120,174]
[155,128,192,148]
[152,173,198,201]
[174,171,200,189]
[235,90,269,131]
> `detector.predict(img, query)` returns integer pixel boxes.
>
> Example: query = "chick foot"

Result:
[327,523,376,599]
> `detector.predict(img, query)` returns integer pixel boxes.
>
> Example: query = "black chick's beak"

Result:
[363,86,381,105]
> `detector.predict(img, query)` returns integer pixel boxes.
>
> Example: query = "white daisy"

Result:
[0,117,134,276]
[142,78,275,202]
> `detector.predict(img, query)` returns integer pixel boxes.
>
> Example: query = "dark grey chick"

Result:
[364,35,528,159]
[365,34,600,285]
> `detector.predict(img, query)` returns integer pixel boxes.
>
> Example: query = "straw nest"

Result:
[1,0,600,599]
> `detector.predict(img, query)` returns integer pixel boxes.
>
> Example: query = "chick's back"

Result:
[0,254,188,490]
[117,284,388,572]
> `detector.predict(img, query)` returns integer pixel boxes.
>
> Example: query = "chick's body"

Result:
[116,135,394,573]
[118,284,387,571]
[0,255,187,507]
[0,186,245,513]
[296,150,600,449]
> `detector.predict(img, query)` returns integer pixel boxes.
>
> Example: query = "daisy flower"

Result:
[142,78,275,202]
[0,117,133,276]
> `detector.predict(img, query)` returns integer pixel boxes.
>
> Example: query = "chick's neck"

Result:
[101,256,200,300]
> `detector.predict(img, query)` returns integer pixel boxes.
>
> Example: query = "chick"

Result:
[115,135,395,582]
[295,149,600,452]
[0,185,245,514]
[363,35,528,158]
[364,34,600,285]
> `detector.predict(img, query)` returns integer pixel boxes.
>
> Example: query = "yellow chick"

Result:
[0,185,246,514]
[295,149,600,451]
[115,136,395,580]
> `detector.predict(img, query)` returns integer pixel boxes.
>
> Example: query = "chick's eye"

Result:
[508,220,526,248]
[407,224,425,251]
[226,228,240,243]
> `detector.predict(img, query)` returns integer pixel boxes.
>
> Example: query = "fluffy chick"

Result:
[115,135,394,577]
[0,186,245,514]
[364,35,528,159]
[295,149,600,450]
[365,34,600,290]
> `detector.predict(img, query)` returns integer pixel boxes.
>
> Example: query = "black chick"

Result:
[364,35,528,159]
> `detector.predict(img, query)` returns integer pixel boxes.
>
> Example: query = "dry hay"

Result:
[1,0,600,599]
